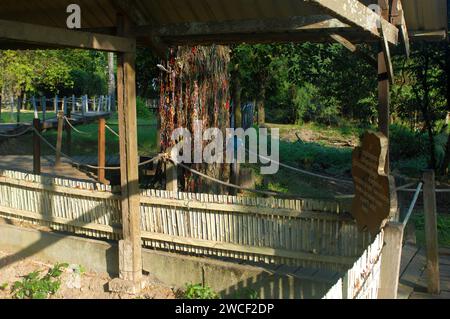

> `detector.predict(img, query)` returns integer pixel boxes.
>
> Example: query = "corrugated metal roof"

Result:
[0,0,447,42]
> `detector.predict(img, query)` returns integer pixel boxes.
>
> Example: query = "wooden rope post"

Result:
[33,118,41,175]
[165,159,178,193]
[423,170,440,295]
[55,110,64,167]
[98,117,107,184]
[66,104,72,156]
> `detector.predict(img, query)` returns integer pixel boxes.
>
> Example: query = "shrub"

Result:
[136,96,152,119]
[11,263,68,299]
[184,283,218,299]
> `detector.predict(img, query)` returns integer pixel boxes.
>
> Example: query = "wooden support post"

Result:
[98,117,107,184]
[33,118,41,175]
[108,14,143,294]
[165,160,178,193]
[55,111,64,167]
[66,106,72,156]
[378,0,391,174]
[378,222,404,299]
[423,170,440,295]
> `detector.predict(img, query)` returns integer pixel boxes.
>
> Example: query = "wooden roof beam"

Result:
[134,15,350,38]
[308,0,399,45]
[0,19,135,53]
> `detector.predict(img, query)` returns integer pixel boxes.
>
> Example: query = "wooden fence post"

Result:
[33,118,41,175]
[378,222,404,299]
[423,170,440,295]
[165,160,178,193]
[66,104,72,156]
[55,111,64,167]
[98,117,107,184]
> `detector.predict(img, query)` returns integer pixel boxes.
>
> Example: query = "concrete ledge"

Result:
[0,223,332,299]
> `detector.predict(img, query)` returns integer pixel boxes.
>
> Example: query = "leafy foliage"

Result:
[11,263,68,299]
[183,283,218,299]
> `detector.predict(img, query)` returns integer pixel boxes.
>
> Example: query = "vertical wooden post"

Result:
[378,0,390,174]
[98,117,107,184]
[72,95,76,112]
[41,96,46,122]
[33,118,41,175]
[66,105,72,156]
[423,170,440,295]
[55,111,64,167]
[165,160,178,193]
[378,222,404,299]
[16,97,21,124]
[108,14,143,294]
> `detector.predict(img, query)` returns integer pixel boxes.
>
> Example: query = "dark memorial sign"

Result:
[351,131,398,235]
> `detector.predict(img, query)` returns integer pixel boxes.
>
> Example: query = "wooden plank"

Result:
[329,33,377,68]
[0,205,119,235]
[54,111,64,167]
[140,196,353,221]
[400,247,427,290]
[136,15,350,37]
[310,0,398,45]
[423,170,441,294]
[97,117,107,184]
[140,231,355,266]
[400,243,420,276]
[0,19,135,53]
[32,118,41,175]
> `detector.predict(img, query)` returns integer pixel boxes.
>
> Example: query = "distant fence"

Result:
[0,95,114,122]
[0,169,372,273]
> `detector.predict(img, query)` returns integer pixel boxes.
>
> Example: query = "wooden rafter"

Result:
[0,19,135,53]
[391,0,410,57]
[308,0,399,45]
[329,34,377,68]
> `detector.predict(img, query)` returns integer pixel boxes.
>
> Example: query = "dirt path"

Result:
[0,249,176,299]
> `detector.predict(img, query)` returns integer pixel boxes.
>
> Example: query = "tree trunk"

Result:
[257,84,266,127]
[420,45,437,170]
[441,43,450,175]
[107,52,116,110]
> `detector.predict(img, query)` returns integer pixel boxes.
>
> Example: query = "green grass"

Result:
[3,112,158,157]
[411,213,450,247]
[0,110,57,123]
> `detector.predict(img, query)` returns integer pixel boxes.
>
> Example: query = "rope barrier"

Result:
[402,182,424,227]
[172,158,341,200]
[105,124,120,138]
[245,148,354,185]
[31,127,164,170]
[63,116,91,135]
[0,126,33,138]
